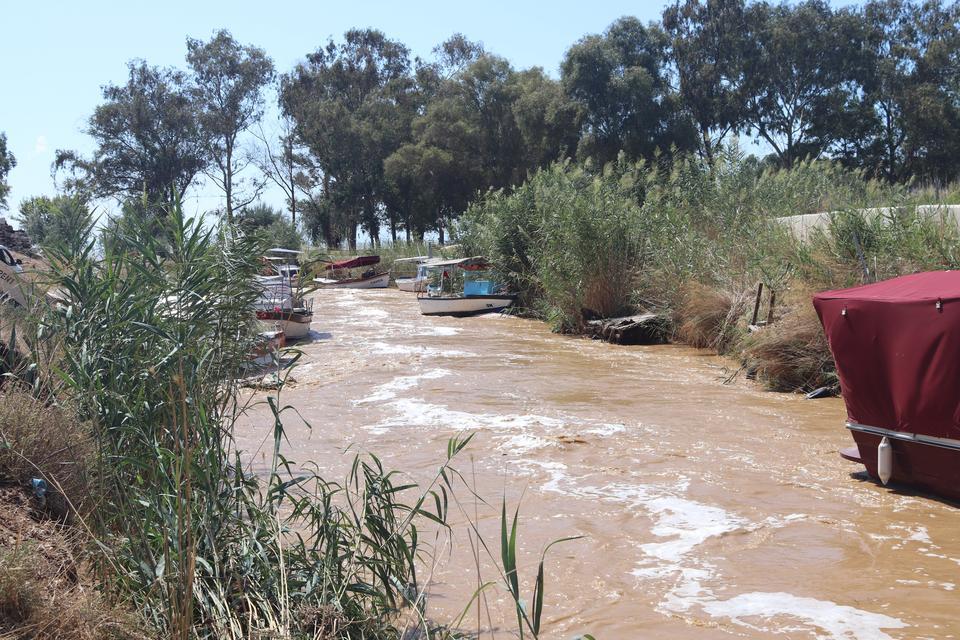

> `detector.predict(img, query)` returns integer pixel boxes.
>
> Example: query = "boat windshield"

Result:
[423,264,498,296]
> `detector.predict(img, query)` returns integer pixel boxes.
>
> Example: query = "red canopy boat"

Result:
[814,271,960,500]
[325,255,380,271]
[313,255,388,289]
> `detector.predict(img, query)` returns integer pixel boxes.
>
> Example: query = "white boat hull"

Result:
[395,277,427,292]
[256,309,313,339]
[313,272,390,289]
[418,295,514,316]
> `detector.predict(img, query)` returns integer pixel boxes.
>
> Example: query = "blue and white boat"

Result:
[417,257,515,316]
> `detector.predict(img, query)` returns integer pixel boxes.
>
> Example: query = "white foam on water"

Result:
[355,369,451,404]
[498,433,554,454]
[417,325,461,337]
[355,307,389,319]
[367,342,475,358]
[373,398,569,433]
[583,422,627,437]
[640,495,746,564]
[512,463,903,638]
[701,592,907,640]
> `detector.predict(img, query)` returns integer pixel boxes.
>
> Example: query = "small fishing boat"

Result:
[255,250,313,340]
[417,257,514,316]
[815,271,960,501]
[313,256,389,289]
[392,256,434,292]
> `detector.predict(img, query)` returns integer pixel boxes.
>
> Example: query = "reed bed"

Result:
[458,145,960,392]
[0,204,578,639]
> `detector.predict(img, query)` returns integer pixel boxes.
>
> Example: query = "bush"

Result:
[459,158,643,331]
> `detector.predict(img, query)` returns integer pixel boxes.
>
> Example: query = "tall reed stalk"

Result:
[31,206,467,638]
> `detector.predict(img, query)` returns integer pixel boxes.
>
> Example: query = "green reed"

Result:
[28,206,473,639]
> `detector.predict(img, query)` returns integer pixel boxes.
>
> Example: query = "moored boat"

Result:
[255,249,314,340]
[313,256,389,289]
[391,256,433,292]
[417,257,515,316]
[814,271,960,501]
[255,307,312,339]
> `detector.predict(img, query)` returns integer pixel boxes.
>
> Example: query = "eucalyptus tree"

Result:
[830,0,916,181]
[57,61,208,211]
[0,133,14,211]
[509,67,582,171]
[561,17,696,166]
[741,1,866,169]
[662,0,752,165]
[282,29,415,249]
[895,0,960,183]
[186,29,275,222]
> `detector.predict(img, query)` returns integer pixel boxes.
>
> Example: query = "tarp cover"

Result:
[814,270,960,438]
[422,256,490,271]
[326,255,380,270]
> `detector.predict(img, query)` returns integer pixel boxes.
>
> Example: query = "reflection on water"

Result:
[236,289,960,640]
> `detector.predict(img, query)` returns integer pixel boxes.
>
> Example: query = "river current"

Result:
[236,288,960,639]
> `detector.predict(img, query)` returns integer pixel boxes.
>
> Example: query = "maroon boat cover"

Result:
[325,255,380,270]
[814,270,960,438]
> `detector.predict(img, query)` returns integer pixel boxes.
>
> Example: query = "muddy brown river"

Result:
[237,288,960,639]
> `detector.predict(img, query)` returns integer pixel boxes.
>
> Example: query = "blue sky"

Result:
[0,0,862,222]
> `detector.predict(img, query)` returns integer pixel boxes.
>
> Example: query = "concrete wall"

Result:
[776,205,960,242]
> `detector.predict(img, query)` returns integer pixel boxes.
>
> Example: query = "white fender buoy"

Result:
[877,436,893,485]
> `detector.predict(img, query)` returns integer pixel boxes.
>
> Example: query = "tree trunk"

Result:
[349,221,358,251]
[224,144,234,223]
[289,156,296,227]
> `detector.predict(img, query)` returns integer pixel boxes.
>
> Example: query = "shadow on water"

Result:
[288,331,333,343]
[847,471,960,508]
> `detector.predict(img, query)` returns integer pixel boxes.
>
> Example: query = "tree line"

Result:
[2,0,959,250]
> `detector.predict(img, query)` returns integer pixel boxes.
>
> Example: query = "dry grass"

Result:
[742,300,836,392]
[0,394,93,521]
[673,284,750,354]
[0,488,148,640]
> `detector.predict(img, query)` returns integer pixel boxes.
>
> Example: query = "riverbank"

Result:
[456,154,960,395]
[236,287,955,639]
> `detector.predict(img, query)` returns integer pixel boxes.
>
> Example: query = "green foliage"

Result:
[281,28,415,248]
[187,29,275,220]
[459,158,645,331]
[0,132,14,212]
[33,206,464,639]
[17,195,92,253]
[561,17,696,165]
[237,202,302,250]
[58,62,208,207]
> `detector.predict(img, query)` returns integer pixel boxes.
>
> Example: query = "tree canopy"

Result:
[0,133,16,212]
[18,3,960,247]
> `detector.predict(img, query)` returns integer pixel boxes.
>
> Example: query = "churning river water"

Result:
[236,288,960,639]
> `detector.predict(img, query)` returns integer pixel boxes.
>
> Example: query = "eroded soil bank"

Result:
[236,289,959,640]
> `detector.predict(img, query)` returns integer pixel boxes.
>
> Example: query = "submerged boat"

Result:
[417,257,515,316]
[814,271,960,501]
[255,250,313,340]
[313,255,389,289]
[391,256,433,292]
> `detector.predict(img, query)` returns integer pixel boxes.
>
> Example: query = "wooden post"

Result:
[766,289,776,325]
[750,282,764,326]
